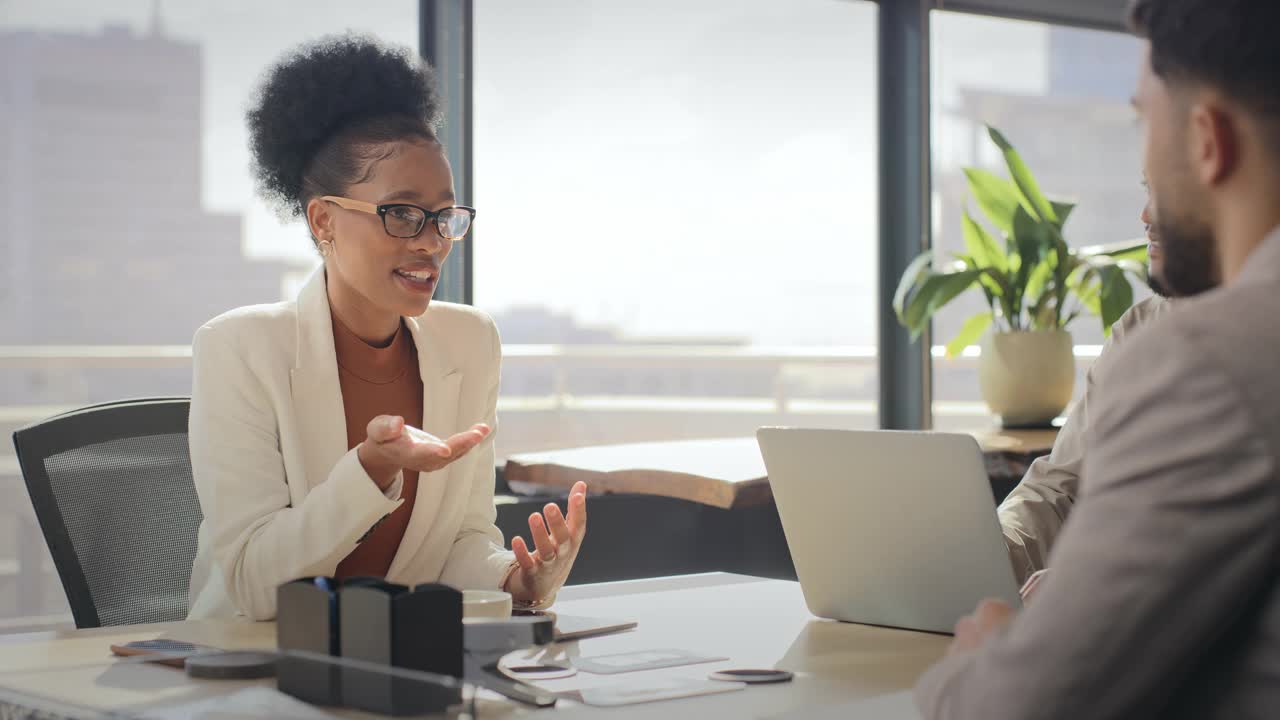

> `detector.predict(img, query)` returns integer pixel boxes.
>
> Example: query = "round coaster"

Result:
[185,652,278,680]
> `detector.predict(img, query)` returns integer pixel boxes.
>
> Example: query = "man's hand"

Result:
[948,598,1015,656]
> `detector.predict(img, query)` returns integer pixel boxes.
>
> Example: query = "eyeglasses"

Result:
[321,195,476,240]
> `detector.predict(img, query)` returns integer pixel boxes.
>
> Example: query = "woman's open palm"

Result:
[358,415,490,487]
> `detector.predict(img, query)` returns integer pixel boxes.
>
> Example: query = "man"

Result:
[1000,194,1170,586]
[916,1,1280,717]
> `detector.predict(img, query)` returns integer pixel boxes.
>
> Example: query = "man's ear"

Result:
[1187,98,1240,187]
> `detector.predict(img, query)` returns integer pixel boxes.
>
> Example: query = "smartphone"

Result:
[109,639,220,668]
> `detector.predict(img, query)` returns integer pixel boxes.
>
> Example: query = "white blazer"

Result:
[185,268,513,620]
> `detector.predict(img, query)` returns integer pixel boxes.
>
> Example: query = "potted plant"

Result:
[894,126,1148,427]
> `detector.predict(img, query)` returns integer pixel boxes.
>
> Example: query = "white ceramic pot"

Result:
[978,330,1075,428]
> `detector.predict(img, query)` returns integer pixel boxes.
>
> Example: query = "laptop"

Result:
[757,428,1021,634]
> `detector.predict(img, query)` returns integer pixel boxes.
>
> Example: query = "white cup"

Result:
[462,590,513,620]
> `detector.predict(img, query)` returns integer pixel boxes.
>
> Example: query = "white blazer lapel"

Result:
[289,268,350,492]
[408,312,463,440]
[386,310,462,578]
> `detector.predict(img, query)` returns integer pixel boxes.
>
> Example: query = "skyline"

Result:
[0,24,291,348]
[1,1,1145,348]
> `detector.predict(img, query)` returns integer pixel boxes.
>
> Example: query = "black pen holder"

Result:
[275,576,342,706]
[338,579,464,716]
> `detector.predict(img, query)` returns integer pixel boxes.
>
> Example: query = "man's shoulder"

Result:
[1169,280,1280,418]
[1109,295,1171,344]
[1090,296,1171,381]
[1103,280,1280,440]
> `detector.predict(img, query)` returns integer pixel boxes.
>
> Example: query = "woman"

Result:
[185,35,587,621]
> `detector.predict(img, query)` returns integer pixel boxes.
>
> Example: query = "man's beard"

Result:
[1146,270,1172,298]
[1154,204,1219,297]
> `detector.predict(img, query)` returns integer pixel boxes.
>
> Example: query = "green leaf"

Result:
[957,252,993,297]
[1024,257,1054,306]
[1032,296,1059,329]
[1075,239,1149,261]
[1055,251,1083,281]
[1050,200,1076,229]
[963,169,1025,235]
[1049,220,1072,258]
[980,269,1011,299]
[988,126,1058,225]
[1069,266,1102,317]
[1109,247,1151,264]
[1115,259,1149,279]
[1079,289,1102,317]
[958,254,1007,300]
[1065,262,1091,287]
[961,210,1008,273]
[946,312,993,358]
[901,269,987,338]
[893,251,936,324]
[1010,205,1050,292]
[1097,265,1135,334]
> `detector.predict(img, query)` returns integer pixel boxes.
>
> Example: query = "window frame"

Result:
[931,0,1129,32]
[425,0,1134,430]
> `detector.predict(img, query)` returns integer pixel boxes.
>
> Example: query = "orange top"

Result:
[331,313,423,580]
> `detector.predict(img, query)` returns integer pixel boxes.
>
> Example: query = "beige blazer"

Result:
[998,294,1170,584]
[916,227,1280,718]
[185,269,513,621]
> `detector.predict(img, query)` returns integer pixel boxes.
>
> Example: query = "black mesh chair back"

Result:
[12,398,202,628]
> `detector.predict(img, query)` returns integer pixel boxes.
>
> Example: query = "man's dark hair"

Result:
[246,34,443,242]
[1129,0,1280,146]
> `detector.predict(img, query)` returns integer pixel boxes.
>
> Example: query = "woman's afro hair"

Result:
[246,34,442,217]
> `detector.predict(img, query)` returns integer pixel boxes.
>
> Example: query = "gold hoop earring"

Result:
[318,240,334,257]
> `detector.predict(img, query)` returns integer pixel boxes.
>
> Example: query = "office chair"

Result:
[13,397,201,628]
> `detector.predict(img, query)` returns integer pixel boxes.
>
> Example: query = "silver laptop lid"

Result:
[758,428,1021,634]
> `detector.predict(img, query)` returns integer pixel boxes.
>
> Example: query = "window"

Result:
[473,0,879,458]
[0,1,416,631]
[929,11,1148,430]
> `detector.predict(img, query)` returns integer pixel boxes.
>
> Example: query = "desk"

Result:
[503,430,1058,508]
[0,573,943,718]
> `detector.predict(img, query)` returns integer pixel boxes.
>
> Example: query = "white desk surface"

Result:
[0,573,943,718]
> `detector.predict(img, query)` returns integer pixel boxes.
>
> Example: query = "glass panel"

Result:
[0,1,416,631]
[474,0,880,458]
[929,12,1148,430]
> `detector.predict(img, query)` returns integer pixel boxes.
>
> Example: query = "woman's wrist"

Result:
[356,441,400,490]
[502,563,529,601]
[502,564,556,610]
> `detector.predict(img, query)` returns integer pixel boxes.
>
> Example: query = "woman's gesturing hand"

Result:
[357,415,490,489]
[505,481,588,606]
